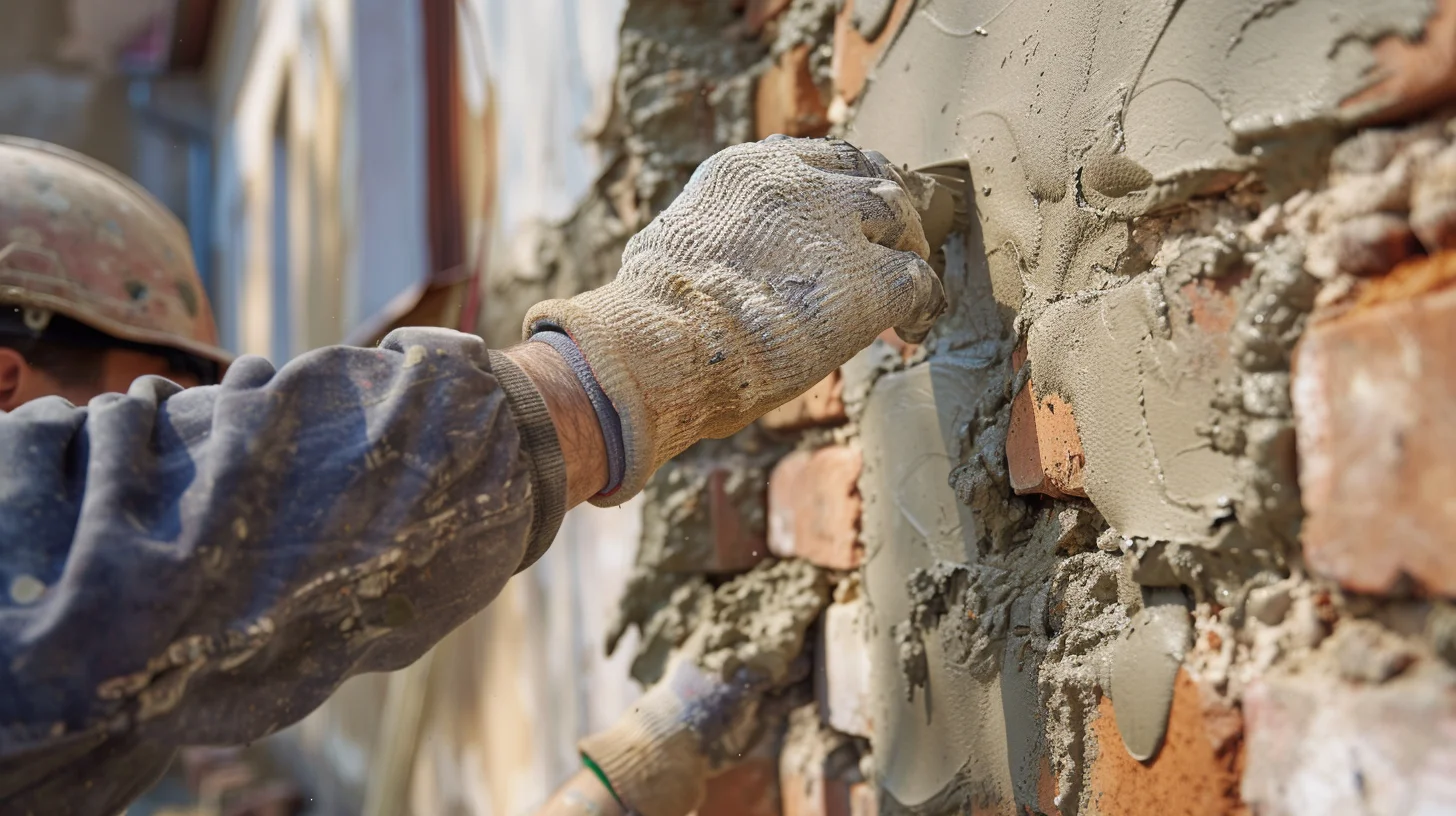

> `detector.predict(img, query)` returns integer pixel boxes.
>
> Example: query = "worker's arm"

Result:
[0,136,939,810]
[0,328,610,806]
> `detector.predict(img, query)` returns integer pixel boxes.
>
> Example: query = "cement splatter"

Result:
[1109,588,1193,762]
[694,559,831,685]
[636,432,784,575]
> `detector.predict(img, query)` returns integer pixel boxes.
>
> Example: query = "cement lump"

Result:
[636,432,784,574]
[1109,589,1193,761]
[695,558,831,685]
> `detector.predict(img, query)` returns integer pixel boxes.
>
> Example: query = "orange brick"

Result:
[1294,264,1456,596]
[1342,0,1456,125]
[832,0,915,104]
[762,370,847,432]
[706,466,771,572]
[768,446,864,570]
[646,456,770,574]
[696,756,782,816]
[756,44,831,140]
[1087,670,1245,816]
[1005,345,1088,499]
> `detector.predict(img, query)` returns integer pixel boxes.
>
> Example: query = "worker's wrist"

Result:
[528,326,626,498]
[503,341,610,508]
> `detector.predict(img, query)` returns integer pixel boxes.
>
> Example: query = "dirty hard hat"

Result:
[0,135,233,376]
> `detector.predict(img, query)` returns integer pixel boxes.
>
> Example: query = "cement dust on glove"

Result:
[578,560,830,816]
[525,137,946,505]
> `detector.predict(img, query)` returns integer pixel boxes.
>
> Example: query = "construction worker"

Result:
[0,134,943,816]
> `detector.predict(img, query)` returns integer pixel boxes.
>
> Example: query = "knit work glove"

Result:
[524,136,944,504]
[578,660,766,816]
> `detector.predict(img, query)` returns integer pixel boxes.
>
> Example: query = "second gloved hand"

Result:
[524,136,945,504]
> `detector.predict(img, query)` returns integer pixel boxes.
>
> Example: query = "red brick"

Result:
[1242,664,1456,815]
[762,370,847,432]
[780,707,857,816]
[647,455,771,574]
[745,0,794,35]
[696,756,782,816]
[831,0,915,104]
[706,467,770,572]
[848,782,877,816]
[768,446,863,570]
[1005,345,1088,499]
[782,771,852,816]
[1342,0,1456,125]
[756,44,831,140]
[1307,212,1421,278]
[1345,241,1456,312]
[1293,258,1456,596]
[1086,670,1245,816]
[1036,755,1063,816]
[818,594,873,738]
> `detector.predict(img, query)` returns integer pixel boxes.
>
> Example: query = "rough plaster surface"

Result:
[569,0,1456,814]
[832,0,1456,813]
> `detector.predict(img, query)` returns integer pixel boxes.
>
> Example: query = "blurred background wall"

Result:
[0,1,639,814]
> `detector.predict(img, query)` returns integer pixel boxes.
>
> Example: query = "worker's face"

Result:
[0,346,201,411]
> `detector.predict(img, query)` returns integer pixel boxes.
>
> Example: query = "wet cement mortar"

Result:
[874,116,1456,815]
[507,0,1456,813]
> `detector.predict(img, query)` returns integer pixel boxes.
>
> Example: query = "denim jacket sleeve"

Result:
[0,327,565,810]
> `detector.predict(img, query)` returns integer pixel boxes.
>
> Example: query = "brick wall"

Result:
[515,1,1456,814]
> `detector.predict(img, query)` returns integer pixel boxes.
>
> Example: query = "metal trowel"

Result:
[896,159,972,341]
[908,159,972,255]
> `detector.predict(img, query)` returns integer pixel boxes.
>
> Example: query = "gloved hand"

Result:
[524,136,945,504]
[577,659,768,816]
[576,559,828,816]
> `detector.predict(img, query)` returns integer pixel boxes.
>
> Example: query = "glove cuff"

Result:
[578,684,709,816]
[523,286,716,505]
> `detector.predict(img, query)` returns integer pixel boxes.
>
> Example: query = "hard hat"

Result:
[0,135,233,376]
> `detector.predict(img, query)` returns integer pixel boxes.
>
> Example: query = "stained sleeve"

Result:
[0,327,565,767]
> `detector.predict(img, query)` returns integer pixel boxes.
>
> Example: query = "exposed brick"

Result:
[818,592,874,738]
[832,0,915,105]
[696,755,782,816]
[768,446,863,570]
[1180,280,1241,337]
[1411,143,1456,252]
[782,770,852,816]
[781,706,857,816]
[763,370,847,432]
[1242,663,1456,815]
[1293,266,1456,596]
[1005,345,1088,499]
[706,467,771,572]
[745,0,794,35]
[1305,212,1421,279]
[1036,755,1063,816]
[756,44,831,140]
[1342,0,1456,125]
[1347,248,1456,312]
[848,782,877,816]
[644,452,772,574]
[1086,669,1245,816]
